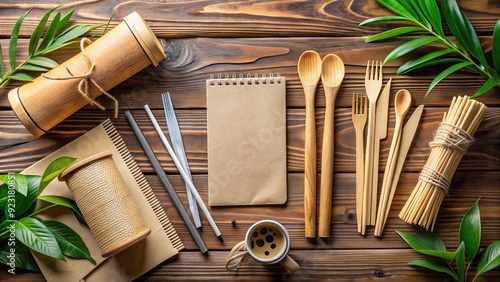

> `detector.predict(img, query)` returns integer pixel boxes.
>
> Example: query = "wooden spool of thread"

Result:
[8,11,165,137]
[60,151,151,258]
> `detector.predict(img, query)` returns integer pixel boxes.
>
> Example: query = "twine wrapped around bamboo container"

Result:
[8,12,165,137]
[399,96,487,231]
[59,151,151,258]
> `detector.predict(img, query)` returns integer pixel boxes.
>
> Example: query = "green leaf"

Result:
[377,0,418,22]
[0,238,40,272]
[456,242,466,281]
[8,72,35,82]
[27,56,59,69]
[427,61,473,95]
[15,217,65,261]
[397,49,459,74]
[365,26,426,42]
[55,9,75,35]
[6,175,41,219]
[399,0,429,29]
[38,12,61,51]
[476,240,500,277]
[35,41,76,56]
[28,6,60,56]
[383,36,439,64]
[422,0,444,36]
[459,199,481,261]
[396,230,458,263]
[359,15,408,26]
[442,0,488,69]
[472,77,499,98]
[492,19,500,74]
[18,63,50,72]
[9,9,32,71]
[0,174,28,196]
[38,195,85,224]
[50,24,100,47]
[39,156,76,195]
[41,220,95,264]
[409,259,459,281]
[0,184,8,210]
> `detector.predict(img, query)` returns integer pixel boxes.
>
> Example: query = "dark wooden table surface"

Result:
[0,1,499,281]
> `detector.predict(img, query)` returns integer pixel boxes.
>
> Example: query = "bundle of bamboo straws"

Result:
[399,96,486,231]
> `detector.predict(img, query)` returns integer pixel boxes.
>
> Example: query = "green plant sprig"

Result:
[0,157,95,272]
[396,199,500,282]
[0,5,103,90]
[360,0,500,97]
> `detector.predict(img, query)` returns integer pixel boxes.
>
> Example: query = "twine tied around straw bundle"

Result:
[225,241,251,271]
[42,38,119,118]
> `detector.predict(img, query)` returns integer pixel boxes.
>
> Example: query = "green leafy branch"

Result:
[397,200,500,282]
[360,0,500,97]
[0,157,95,272]
[0,5,103,90]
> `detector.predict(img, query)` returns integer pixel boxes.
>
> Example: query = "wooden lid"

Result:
[8,87,45,137]
[124,12,166,66]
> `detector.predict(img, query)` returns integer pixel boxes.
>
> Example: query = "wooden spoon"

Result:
[298,50,322,238]
[318,54,345,238]
[374,89,412,236]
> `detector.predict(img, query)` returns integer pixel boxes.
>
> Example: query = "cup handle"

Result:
[279,255,300,273]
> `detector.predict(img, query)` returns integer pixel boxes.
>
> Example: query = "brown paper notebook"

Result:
[23,120,184,281]
[207,75,287,206]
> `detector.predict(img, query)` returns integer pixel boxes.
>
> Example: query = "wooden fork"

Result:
[362,61,383,234]
[352,93,368,234]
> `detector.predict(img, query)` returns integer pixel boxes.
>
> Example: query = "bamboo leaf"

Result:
[15,217,65,261]
[400,0,430,28]
[359,16,408,26]
[377,0,418,22]
[38,195,85,224]
[383,36,439,64]
[442,0,488,69]
[9,9,32,71]
[28,56,59,69]
[423,0,443,36]
[397,49,458,74]
[459,199,481,262]
[8,72,35,82]
[42,220,95,264]
[18,63,50,72]
[475,240,500,277]
[35,41,76,55]
[365,26,426,42]
[492,19,500,74]
[0,173,28,196]
[55,9,75,35]
[51,24,100,46]
[471,77,499,98]
[427,61,473,95]
[409,260,459,281]
[38,12,61,51]
[39,156,76,195]
[28,6,60,56]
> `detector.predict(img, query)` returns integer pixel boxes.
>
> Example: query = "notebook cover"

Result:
[206,76,287,206]
[25,119,184,281]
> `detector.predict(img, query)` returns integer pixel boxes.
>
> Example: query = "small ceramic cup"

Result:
[244,220,299,273]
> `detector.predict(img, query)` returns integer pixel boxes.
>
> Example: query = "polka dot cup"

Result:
[244,220,299,273]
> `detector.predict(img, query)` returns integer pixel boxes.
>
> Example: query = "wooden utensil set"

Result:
[298,52,424,238]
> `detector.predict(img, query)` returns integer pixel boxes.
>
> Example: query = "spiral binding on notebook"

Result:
[209,73,283,86]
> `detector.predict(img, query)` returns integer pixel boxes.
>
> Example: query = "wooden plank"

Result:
[1,107,499,173]
[0,0,498,38]
[1,37,500,109]
[147,173,500,251]
[1,249,499,281]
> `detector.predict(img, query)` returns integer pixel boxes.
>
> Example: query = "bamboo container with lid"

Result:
[8,11,165,137]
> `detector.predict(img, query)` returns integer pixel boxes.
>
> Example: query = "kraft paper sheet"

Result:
[206,76,287,206]
[23,120,183,281]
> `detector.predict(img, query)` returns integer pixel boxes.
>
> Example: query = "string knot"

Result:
[42,37,119,118]
[429,122,474,153]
